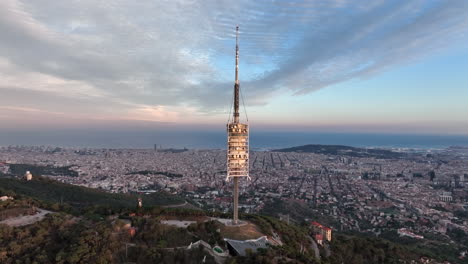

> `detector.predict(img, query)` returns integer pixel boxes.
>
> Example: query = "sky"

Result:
[1,0,468,135]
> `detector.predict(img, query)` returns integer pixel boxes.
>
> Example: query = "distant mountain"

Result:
[273,144,405,159]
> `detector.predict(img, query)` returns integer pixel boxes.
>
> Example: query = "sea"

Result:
[1,130,468,150]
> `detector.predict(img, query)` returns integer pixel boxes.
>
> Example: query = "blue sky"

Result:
[252,48,468,134]
[0,0,467,135]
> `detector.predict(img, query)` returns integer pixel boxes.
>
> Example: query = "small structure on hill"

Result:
[397,228,424,239]
[24,171,32,181]
[113,219,132,232]
[315,234,323,246]
[224,236,269,256]
[137,197,142,208]
[128,227,136,237]
[0,196,13,202]
[311,221,332,242]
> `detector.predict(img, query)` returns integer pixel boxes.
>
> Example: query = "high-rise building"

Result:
[226,26,250,225]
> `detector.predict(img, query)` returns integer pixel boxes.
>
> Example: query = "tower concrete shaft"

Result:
[233,177,239,223]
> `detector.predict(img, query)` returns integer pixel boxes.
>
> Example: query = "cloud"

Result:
[241,0,468,96]
[0,0,467,125]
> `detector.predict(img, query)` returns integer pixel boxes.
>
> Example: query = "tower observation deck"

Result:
[226,26,249,225]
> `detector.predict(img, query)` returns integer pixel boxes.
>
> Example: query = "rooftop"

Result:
[224,236,269,256]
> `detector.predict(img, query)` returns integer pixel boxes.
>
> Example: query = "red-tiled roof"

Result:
[311,221,323,227]
[311,221,332,231]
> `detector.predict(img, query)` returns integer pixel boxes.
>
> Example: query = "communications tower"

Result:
[226,26,250,225]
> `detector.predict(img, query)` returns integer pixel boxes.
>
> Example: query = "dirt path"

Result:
[0,209,52,227]
[163,201,200,210]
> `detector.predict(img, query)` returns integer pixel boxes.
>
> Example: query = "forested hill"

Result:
[273,144,404,159]
[0,176,184,210]
[0,177,454,263]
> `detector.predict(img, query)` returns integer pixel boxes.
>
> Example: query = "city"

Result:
[1,145,466,249]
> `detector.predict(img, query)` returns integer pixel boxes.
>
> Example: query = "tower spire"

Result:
[233,25,240,123]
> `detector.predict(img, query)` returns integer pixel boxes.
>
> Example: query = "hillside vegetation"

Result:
[0,176,184,212]
[0,177,457,264]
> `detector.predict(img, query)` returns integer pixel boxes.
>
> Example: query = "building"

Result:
[0,196,13,202]
[311,221,332,242]
[128,227,136,237]
[397,228,424,239]
[226,26,250,225]
[24,171,32,181]
[315,234,324,246]
[224,236,269,256]
[324,227,332,241]
[439,192,453,202]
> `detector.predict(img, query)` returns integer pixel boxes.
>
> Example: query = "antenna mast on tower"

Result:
[234,25,240,124]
